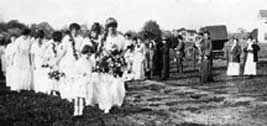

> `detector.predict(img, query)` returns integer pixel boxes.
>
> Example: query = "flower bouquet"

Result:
[93,45,127,77]
[48,69,65,81]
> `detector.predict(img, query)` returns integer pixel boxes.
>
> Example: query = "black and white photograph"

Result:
[0,0,267,125]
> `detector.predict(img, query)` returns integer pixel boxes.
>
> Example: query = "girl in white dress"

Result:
[5,34,17,89]
[72,45,95,116]
[30,30,46,93]
[226,38,242,76]
[57,23,82,100]
[122,44,135,81]
[13,29,33,92]
[132,36,146,80]
[42,31,63,95]
[244,37,260,76]
[58,23,82,78]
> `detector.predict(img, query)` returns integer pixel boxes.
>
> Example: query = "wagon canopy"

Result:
[200,25,228,50]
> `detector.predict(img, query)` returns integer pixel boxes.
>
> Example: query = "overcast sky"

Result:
[0,0,266,32]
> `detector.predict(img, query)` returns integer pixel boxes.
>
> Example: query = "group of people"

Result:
[3,17,135,116]
[226,36,260,77]
[2,17,189,116]
[3,16,258,116]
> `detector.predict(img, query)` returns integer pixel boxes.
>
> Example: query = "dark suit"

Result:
[161,40,170,80]
[198,39,213,83]
[153,41,163,77]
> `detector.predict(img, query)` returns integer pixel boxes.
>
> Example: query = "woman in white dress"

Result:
[226,38,242,76]
[58,23,82,78]
[102,18,125,52]
[94,17,126,113]
[5,34,17,89]
[30,30,46,93]
[13,29,33,92]
[132,36,146,80]
[57,23,82,100]
[72,45,95,116]
[243,37,260,76]
[41,31,63,95]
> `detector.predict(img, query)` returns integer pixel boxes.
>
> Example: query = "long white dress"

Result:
[13,36,33,91]
[91,72,125,113]
[132,43,146,80]
[244,42,257,75]
[226,45,240,76]
[31,41,47,93]
[5,42,16,88]
[58,35,82,100]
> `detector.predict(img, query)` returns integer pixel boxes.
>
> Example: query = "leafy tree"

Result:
[7,20,27,29]
[0,22,8,32]
[37,22,54,38]
[141,20,162,41]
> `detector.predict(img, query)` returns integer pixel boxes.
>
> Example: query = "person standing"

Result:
[102,17,126,52]
[161,32,171,80]
[5,34,17,89]
[153,40,163,78]
[72,45,95,116]
[13,29,33,92]
[243,37,260,76]
[58,23,82,78]
[144,35,155,79]
[226,38,242,76]
[82,22,102,52]
[175,35,185,73]
[132,36,146,80]
[31,30,46,93]
[197,31,214,83]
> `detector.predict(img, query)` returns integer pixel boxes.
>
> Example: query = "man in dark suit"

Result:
[197,31,214,83]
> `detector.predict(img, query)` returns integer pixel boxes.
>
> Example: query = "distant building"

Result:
[257,10,267,43]
[177,28,198,42]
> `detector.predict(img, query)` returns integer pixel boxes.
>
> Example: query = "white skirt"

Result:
[12,67,32,91]
[6,66,14,88]
[244,53,257,75]
[226,62,240,76]
[92,73,125,113]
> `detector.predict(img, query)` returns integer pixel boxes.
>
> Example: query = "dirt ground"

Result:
[121,60,267,126]
[1,60,267,126]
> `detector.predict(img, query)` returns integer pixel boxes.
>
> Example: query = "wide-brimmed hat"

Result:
[105,17,118,29]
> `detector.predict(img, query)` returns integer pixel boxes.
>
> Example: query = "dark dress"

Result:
[144,40,155,79]
[161,41,170,80]
[153,41,163,77]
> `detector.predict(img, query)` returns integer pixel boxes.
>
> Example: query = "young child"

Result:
[122,44,135,81]
[72,45,95,116]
